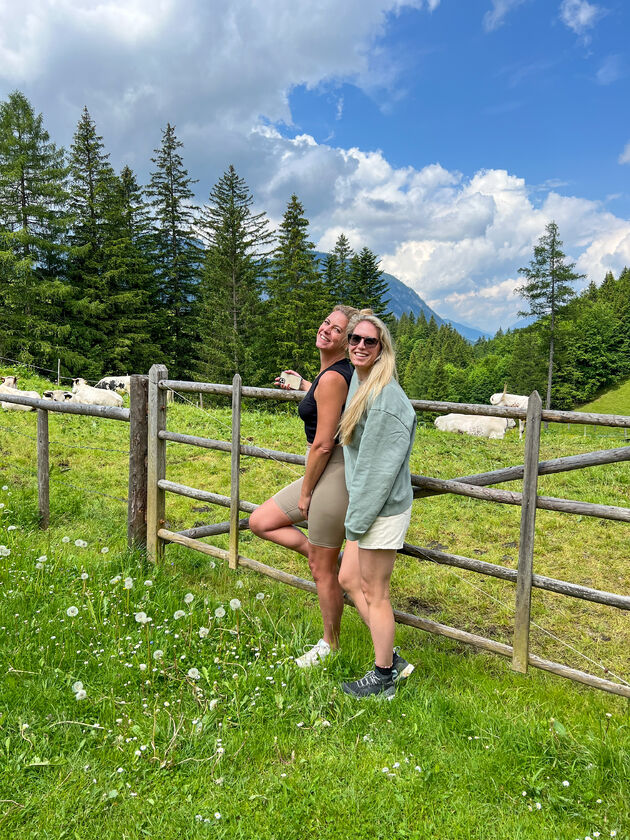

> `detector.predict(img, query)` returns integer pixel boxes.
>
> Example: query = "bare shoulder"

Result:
[314,369,350,402]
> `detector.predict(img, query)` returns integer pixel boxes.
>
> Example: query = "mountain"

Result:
[313,252,491,342]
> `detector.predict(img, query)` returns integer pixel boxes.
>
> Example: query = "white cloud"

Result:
[483,0,527,33]
[596,54,625,85]
[619,142,630,165]
[559,0,604,37]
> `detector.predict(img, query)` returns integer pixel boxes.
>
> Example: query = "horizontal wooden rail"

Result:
[400,543,630,611]
[158,479,257,513]
[160,380,305,403]
[158,380,630,428]
[157,527,630,698]
[159,430,306,465]
[413,446,630,498]
[0,392,130,421]
[414,475,630,522]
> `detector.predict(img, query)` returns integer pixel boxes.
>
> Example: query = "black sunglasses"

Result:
[348,333,380,348]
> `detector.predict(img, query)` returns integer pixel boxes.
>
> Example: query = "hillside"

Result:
[577,378,630,417]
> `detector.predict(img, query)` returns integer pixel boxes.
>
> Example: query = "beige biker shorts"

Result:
[272,444,347,549]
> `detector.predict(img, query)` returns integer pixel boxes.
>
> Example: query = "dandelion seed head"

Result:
[184,593,194,604]
[187,667,201,680]
[173,609,186,620]
[72,681,84,693]
[215,606,225,619]
[74,539,87,548]
[100,547,109,554]
[66,606,79,617]
[80,572,89,580]
[152,649,164,661]
[562,780,570,787]
[0,546,10,557]
[61,536,70,543]
[236,580,243,589]
[123,577,133,589]
[199,627,209,638]
[229,598,241,611]
[7,525,17,531]
[110,576,121,585]
[144,580,152,587]
[75,689,87,701]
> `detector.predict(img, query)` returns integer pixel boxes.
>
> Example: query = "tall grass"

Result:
[0,369,628,839]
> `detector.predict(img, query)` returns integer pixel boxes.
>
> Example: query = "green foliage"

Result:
[195,166,273,387]
[147,123,202,378]
[0,91,72,367]
[347,245,391,318]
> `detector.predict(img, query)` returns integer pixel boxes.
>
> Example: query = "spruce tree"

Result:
[324,232,354,302]
[66,106,116,374]
[101,166,159,374]
[265,194,328,381]
[0,91,72,366]
[516,221,584,412]
[196,165,273,386]
[148,123,202,377]
[347,246,390,317]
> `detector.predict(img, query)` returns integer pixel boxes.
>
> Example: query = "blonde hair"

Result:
[332,304,360,329]
[338,311,397,446]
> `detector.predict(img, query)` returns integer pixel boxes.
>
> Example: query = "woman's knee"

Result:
[248,507,265,537]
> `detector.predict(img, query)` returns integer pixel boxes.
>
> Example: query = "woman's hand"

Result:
[298,491,312,520]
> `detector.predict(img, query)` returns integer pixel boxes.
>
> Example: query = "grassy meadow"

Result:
[0,367,629,839]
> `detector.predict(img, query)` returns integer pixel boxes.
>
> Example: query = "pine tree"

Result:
[101,166,159,374]
[516,221,584,412]
[147,123,202,377]
[196,165,273,386]
[264,194,328,381]
[346,246,390,317]
[66,106,116,374]
[0,91,72,366]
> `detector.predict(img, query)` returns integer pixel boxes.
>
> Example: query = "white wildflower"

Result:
[100,547,109,554]
[66,606,79,617]
[123,577,133,589]
[110,575,121,585]
[255,592,265,600]
[74,539,87,548]
[134,612,150,625]
[209,698,219,710]
[214,813,221,820]
[184,593,194,604]
[214,606,225,619]
[199,627,209,639]
[229,598,241,611]
[36,555,47,563]
[7,525,17,531]
[0,546,10,557]
[80,572,89,581]
[562,780,569,787]
[61,536,70,543]
[75,689,87,701]
[187,667,201,680]
[236,580,243,589]
[152,649,164,661]
[144,580,152,587]
[72,681,84,693]
[173,610,186,620]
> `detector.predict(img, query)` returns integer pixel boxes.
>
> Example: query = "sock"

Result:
[375,663,393,679]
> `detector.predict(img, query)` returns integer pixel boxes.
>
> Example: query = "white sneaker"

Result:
[295,639,331,668]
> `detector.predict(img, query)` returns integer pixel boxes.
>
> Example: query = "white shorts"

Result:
[358,505,412,550]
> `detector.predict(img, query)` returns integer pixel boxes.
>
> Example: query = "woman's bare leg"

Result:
[338,540,370,626]
[249,498,309,557]
[357,548,397,668]
[308,544,344,648]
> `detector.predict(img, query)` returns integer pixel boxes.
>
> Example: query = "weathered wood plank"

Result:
[127,375,149,549]
[513,391,543,673]
[147,365,168,563]
[229,374,242,570]
[158,430,307,465]
[160,380,305,403]
[37,409,49,529]
[158,479,257,513]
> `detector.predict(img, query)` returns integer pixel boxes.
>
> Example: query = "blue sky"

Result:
[1,0,629,333]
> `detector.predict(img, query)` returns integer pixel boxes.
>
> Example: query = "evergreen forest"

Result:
[1,91,628,409]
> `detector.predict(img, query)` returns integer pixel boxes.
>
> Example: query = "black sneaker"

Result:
[392,648,414,682]
[342,669,395,700]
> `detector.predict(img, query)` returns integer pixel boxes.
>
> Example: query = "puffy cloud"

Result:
[619,142,630,165]
[559,0,604,37]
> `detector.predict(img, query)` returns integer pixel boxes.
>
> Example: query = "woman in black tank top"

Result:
[249,306,358,666]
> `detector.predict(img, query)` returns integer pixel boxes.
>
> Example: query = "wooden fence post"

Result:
[512,390,543,673]
[229,373,242,570]
[147,365,168,563]
[37,409,49,529]
[128,375,149,549]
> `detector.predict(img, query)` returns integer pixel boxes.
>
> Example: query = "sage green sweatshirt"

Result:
[343,372,417,542]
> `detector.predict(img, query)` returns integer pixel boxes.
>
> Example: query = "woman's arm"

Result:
[298,371,348,519]
[274,369,311,391]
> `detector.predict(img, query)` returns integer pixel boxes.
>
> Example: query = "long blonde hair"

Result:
[338,312,397,446]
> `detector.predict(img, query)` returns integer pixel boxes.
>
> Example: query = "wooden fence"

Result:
[143,364,628,698]
[0,376,149,547]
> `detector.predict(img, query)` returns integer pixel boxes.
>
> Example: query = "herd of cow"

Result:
[1,375,528,439]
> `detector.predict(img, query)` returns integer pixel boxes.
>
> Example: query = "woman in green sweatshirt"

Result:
[338,313,417,699]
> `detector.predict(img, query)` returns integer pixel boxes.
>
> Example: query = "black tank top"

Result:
[297,358,353,444]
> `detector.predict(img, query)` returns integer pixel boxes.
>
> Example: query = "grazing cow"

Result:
[71,378,124,407]
[95,375,131,395]
[490,386,529,439]
[43,389,74,402]
[434,413,515,440]
[0,376,40,411]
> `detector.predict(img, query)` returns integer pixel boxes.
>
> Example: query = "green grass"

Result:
[577,378,630,417]
[1,367,629,839]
